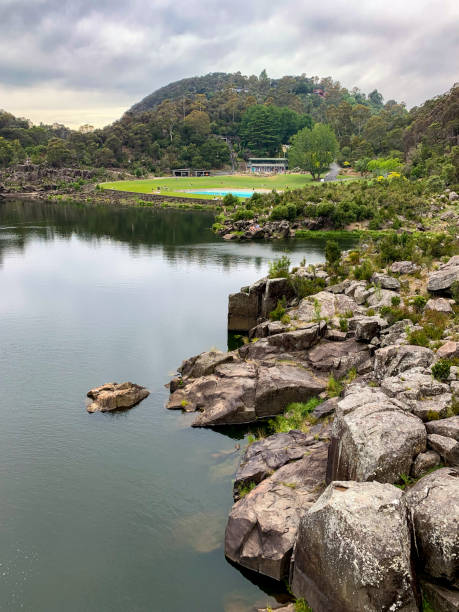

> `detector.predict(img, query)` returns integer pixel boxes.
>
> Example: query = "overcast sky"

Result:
[1,0,458,128]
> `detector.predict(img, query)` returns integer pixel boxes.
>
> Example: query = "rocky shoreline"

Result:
[167,247,459,611]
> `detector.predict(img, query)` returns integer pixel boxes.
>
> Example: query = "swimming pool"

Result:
[186,189,257,198]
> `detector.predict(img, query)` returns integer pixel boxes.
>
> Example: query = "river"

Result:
[0,200,353,611]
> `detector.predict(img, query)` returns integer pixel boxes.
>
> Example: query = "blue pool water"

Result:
[187,189,257,198]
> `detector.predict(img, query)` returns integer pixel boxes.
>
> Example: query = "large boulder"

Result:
[327,387,426,483]
[427,434,459,466]
[371,272,401,291]
[239,323,326,361]
[437,341,459,360]
[233,426,330,498]
[296,291,362,322]
[366,288,399,308]
[228,290,260,331]
[374,345,435,381]
[261,277,295,319]
[405,467,459,584]
[390,261,419,275]
[86,382,150,413]
[291,481,420,612]
[168,360,326,427]
[425,297,454,314]
[380,319,416,348]
[354,315,388,342]
[426,415,459,441]
[225,442,328,581]
[381,368,449,402]
[179,349,236,379]
[306,338,371,375]
[427,255,459,295]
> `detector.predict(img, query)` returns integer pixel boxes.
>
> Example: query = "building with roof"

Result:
[248,158,288,174]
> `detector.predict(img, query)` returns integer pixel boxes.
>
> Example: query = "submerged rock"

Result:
[291,481,419,612]
[225,442,328,581]
[87,382,149,413]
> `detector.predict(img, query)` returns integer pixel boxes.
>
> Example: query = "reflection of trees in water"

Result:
[0,199,355,270]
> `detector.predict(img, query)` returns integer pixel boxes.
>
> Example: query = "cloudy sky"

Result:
[1,0,458,128]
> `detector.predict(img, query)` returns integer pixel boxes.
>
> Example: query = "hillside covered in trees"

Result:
[0,71,457,184]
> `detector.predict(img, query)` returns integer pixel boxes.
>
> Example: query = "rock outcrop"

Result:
[87,382,150,413]
[167,359,326,427]
[427,255,459,295]
[225,442,328,581]
[291,481,420,612]
[327,385,426,483]
[405,468,459,585]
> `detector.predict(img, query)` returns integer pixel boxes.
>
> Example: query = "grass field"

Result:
[100,174,314,199]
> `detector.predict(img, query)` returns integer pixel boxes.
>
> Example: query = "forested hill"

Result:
[0,70,457,186]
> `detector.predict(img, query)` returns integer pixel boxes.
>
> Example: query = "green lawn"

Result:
[100,173,314,199]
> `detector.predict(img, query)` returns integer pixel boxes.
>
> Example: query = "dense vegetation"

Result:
[214,175,459,233]
[1,71,456,182]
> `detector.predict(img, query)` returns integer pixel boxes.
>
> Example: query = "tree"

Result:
[0,136,14,167]
[288,123,338,179]
[240,105,282,155]
[45,137,73,167]
[325,240,341,267]
[183,110,211,144]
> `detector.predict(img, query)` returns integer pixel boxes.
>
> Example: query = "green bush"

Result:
[432,359,451,381]
[269,398,321,433]
[411,295,427,312]
[268,256,291,279]
[269,299,287,321]
[325,240,341,267]
[451,280,459,304]
[290,275,326,298]
[354,259,373,281]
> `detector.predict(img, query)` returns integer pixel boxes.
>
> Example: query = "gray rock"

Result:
[380,319,415,348]
[233,428,329,498]
[390,261,420,275]
[411,394,452,421]
[421,581,459,612]
[291,481,419,612]
[249,320,288,339]
[261,278,296,319]
[381,369,449,402]
[428,434,459,466]
[167,360,327,427]
[228,290,260,331]
[354,315,388,342]
[411,450,441,478]
[374,345,435,381]
[449,191,459,201]
[426,415,459,441]
[367,288,399,308]
[296,291,361,322]
[327,392,426,483]
[225,442,328,581]
[239,323,326,361]
[371,273,401,291]
[179,349,236,379]
[306,338,371,375]
[427,255,459,295]
[312,397,338,419]
[425,297,454,313]
[405,467,459,584]
[86,382,149,413]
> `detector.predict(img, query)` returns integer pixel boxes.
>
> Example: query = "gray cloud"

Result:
[0,0,458,127]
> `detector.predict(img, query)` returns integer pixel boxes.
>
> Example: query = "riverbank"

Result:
[166,233,459,611]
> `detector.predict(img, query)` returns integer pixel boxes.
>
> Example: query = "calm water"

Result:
[0,200,345,612]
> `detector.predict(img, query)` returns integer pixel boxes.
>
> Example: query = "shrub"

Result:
[339,318,349,332]
[269,398,321,433]
[290,276,326,298]
[232,209,253,221]
[223,193,239,207]
[408,329,429,347]
[268,255,290,278]
[327,375,343,397]
[354,259,373,281]
[431,359,451,381]
[325,240,341,267]
[391,296,401,307]
[270,205,289,220]
[237,481,256,498]
[411,295,427,313]
[269,299,287,321]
